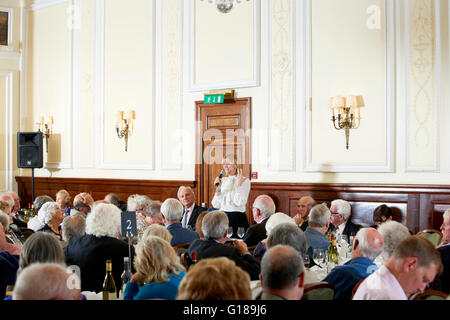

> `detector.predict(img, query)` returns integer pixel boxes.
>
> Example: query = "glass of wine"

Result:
[237,227,245,239]
[302,253,310,269]
[227,226,233,238]
[313,249,326,269]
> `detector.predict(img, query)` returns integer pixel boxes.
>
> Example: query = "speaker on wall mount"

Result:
[17,132,44,168]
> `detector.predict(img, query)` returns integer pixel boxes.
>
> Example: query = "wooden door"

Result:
[195,97,251,216]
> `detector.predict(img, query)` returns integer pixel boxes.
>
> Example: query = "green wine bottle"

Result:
[327,235,339,272]
[102,259,117,300]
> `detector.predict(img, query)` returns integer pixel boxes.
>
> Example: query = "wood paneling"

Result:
[15,177,450,234]
[15,176,196,207]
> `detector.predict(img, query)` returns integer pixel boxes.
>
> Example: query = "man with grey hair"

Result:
[177,186,205,231]
[104,193,127,211]
[329,199,360,241]
[13,263,82,300]
[160,198,199,246]
[304,204,331,253]
[376,221,411,265]
[323,227,384,300]
[431,209,450,293]
[188,210,260,280]
[0,192,26,229]
[0,193,26,244]
[144,200,164,226]
[258,245,305,300]
[243,194,276,247]
[61,214,86,242]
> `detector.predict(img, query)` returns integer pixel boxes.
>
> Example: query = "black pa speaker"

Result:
[17,132,44,168]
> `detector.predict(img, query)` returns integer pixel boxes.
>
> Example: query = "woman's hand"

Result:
[236,168,246,187]
[214,176,222,191]
[130,272,145,284]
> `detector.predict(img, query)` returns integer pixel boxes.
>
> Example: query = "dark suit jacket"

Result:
[188,238,260,280]
[0,252,18,300]
[243,217,269,247]
[186,204,206,231]
[328,219,360,240]
[64,234,135,293]
[167,223,199,246]
[432,244,450,294]
[300,220,309,231]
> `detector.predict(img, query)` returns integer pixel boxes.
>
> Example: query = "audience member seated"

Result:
[127,194,152,237]
[252,212,296,261]
[266,223,319,284]
[56,189,72,216]
[71,192,94,218]
[176,257,252,300]
[142,224,173,243]
[64,203,134,293]
[0,210,21,256]
[104,193,127,211]
[323,227,383,300]
[372,204,393,227]
[329,199,360,241]
[194,210,210,239]
[178,186,206,231]
[18,231,66,274]
[353,236,442,300]
[375,221,410,266]
[431,209,450,294]
[0,224,18,300]
[13,263,82,300]
[61,214,86,243]
[144,200,164,227]
[258,245,305,300]
[0,195,25,244]
[293,196,316,231]
[305,204,331,256]
[188,210,260,280]
[243,194,276,247]
[36,202,64,241]
[124,235,186,300]
[161,198,199,246]
[27,195,53,232]
[1,191,26,228]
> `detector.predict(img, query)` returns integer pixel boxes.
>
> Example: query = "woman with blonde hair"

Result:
[141,224,173,243]
[55,189,71,216]
[123,235,186,300]
[211,153,251,238]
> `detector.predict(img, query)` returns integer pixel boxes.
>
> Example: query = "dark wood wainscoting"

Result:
[15,177,450,234]
[15,176,196,207]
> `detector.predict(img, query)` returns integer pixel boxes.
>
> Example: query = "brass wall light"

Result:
[37,115,53,153]
[329,95,364,150]
[116,110,135,152]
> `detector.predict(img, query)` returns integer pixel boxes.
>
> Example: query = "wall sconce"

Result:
[116,110,136,152]
[36,115,54,153]
[329,95,364,150]
[200,0,250,14]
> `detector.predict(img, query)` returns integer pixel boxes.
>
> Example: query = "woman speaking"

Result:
[211,154,250,238]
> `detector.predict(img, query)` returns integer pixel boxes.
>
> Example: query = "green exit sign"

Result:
[204,94,225,104]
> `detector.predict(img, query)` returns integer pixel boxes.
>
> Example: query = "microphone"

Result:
[215,170,225,187]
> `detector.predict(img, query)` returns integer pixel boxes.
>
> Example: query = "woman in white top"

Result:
[211,154,251,238]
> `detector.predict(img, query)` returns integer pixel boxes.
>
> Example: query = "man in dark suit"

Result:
[161,198,199,246]
[432,209,450,293]
[188,210,260,280]
[243,194,276,247]
[178,186,206,231]
[328,199,360,241]
[293,196,316,231]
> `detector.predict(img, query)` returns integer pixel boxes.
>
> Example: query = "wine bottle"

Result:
[120,257,132,298]
[102,259,117,300]
[29,204,36,217]
[23,206,29,223]
[327,235,339,272]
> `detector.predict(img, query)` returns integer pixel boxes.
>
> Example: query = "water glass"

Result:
[237,227,245,239]
[227,226,233,238]
[302,253,310,269]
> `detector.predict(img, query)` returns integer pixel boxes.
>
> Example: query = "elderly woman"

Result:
[27,195,54,232]
[375,221,410,266]
[0,210,22,256]
[142,224,173,243]
[56,189,72,216]
[64,203,133,293]
[124,235,186,300]
[127,194,152,239]
[211,154,251,238]
[36,202,64,240]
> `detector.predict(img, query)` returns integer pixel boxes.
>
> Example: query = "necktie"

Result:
[182,209,189,228]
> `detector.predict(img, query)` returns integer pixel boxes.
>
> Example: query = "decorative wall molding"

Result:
[0,71,14,191]
[187,0,260,91]
[159,0,183,171]
[267,0,296,172]
[404,0,440,172]
[303,0,395,173]
[96,0,155,170]
[23,0,73,170]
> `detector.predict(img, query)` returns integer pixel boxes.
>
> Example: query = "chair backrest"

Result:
[173,243,191,257]
[417,229,443,247]
[302,282,335,300]
[351,277,366,299]
[411,290,449,300]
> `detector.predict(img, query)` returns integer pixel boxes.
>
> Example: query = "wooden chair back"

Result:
[302,281,334,300]
[411,290,449,300]
[417,229,443,247]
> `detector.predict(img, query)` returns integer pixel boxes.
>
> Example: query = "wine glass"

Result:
[227,226,233,238]
[302,253,310,269]
[313,249,326,269]
[237,227,245,239]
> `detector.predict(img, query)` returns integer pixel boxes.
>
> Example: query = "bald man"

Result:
[323,227,384,300]
[293,196,316,231]
[243,195,276,247]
